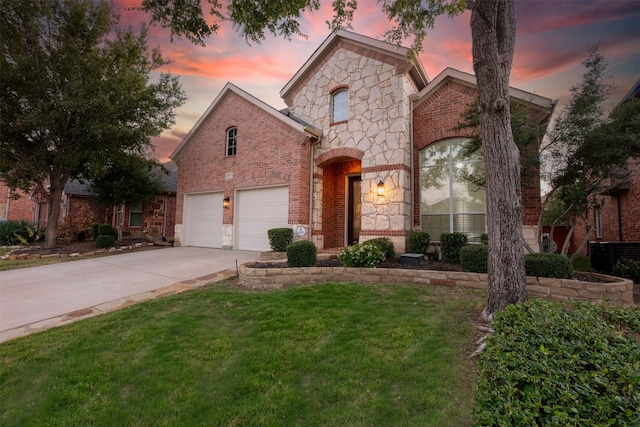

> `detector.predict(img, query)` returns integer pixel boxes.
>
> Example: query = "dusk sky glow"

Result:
[116,0,640,163]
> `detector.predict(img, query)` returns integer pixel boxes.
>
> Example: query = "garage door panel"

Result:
[184,193,223,248]
[237,186,288,251]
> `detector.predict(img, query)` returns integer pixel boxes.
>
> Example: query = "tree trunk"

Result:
[471,0,527,320]
[43,171,69,248]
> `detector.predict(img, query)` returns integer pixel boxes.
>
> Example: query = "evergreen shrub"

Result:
[286,240,317,267]
[475,300,640,425]
[613,258,640,284]
[95,235,115,248]
[365,237,395,261]
[267,228,293,252]
[0,220,39,245]
[524,252,573,279]
[480,233,488,245]
[407,231,430,255]
[339,243,386,268]
[440,232,468,263]
[460,245,488,273]
[97,224,117,238]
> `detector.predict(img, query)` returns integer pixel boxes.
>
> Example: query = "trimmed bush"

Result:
[475,300,640,426]
[440,232,468,263]
[613,258,640,284]
[480,233,488,245]
[407,231,430,255]
[460,245,488,273]
[286,240,317,267]
[97,224,117,239]
[267,228,293,252]
[365,237,395,261]
[91,223,100,239]
[95,234,115,248]
[339,243,386,268]
[525,252,573,279]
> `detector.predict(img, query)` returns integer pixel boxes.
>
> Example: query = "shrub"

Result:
[440,232,468,263]
[98,224,117,239]
[407,231,430,255]
[0,220,39,246]
[480,233,488,245]
[613,258,640,284]
[95,234,115,248]
[365,237,395,261]
[267,228,293,252]
[524,252,573,279]
[286,240,317,267]
[339,243,386,268]
[474,300,640,426]
[92,223,100,239]
[460,245,488,273]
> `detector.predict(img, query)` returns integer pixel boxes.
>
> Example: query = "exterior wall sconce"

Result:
[377,180,385,196]
[223,197,230,209]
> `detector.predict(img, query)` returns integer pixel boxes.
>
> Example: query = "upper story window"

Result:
[331,89,348,123]
[226,127,237,156]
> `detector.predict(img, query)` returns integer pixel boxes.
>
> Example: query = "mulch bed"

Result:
[6,238,168,256]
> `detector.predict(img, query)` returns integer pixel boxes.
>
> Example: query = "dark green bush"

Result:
[97,223,117,238]
[460,245,488,273]
[286,240,317,267]
[0,220,39,245]
[524,252,573,279]
[365,237,395,261]
[475,300,640,426]
[95,234,115,248]
[267,228,293,252]
[613,258,640,284]
[407,231,430,255]
[439,232,468,263]
[480,233,488,245]
[91,223,100,239]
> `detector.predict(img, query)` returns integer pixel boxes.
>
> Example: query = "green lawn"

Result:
[0,282,484,426]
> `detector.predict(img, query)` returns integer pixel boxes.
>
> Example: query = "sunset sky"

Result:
[116,0,640,163]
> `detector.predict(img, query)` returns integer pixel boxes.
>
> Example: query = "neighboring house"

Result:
[572,78,640,260]
[1,162,177,241]
[0,180,48,224]
[171,30,554,252]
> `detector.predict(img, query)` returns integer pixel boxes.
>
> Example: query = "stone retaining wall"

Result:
[239,264,634,306]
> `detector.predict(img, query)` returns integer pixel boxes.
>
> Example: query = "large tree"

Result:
[140,0,524,319]
[543,49,640,259]
[0,0,186,248]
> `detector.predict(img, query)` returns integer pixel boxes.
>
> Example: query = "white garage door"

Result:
[184,192,223,248]
[236,186,289,251]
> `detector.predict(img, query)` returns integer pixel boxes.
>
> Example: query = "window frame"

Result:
[419,138,486,243]
[129,201,143,227]
[226,127,237,156]
[330,88,348,123]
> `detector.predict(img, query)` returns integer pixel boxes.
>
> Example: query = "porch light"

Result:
[223,197,230,209]
[377,180,385,196]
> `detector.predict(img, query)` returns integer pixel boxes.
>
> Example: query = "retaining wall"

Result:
[239,264,634,306]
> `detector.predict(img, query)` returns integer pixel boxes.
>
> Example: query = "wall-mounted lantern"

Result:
[223,197,230,209]
[377,180,385,196]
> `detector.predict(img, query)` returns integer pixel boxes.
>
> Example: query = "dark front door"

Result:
[347,175,361,245]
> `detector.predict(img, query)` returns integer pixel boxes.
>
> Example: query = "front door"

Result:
[347,175,361,245]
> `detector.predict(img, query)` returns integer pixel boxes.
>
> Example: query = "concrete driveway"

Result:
[0,247,259,342]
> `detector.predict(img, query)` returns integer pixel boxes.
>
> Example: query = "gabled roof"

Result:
[280,30,429,100]
[413,67,556,114]
[615,77,640,109]
[171,83,322,161]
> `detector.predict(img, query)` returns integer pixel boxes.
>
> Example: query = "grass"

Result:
[0,282,484,426]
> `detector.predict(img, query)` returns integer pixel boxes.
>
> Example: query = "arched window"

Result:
[331,89,348,123]
[420,138,485,242]
[226,127,237,156]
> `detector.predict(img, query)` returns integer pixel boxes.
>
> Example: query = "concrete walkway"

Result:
[0,247,259,343]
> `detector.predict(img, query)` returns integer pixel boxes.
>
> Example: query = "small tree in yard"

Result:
[89,153,169,241]
[0,0,186,248]
[542,47,640,261]
[140,0,525,320]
